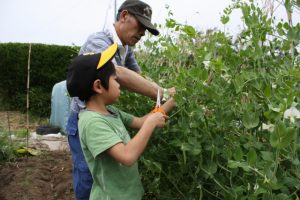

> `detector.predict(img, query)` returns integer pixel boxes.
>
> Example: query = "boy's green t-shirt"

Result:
[78,106,144,200]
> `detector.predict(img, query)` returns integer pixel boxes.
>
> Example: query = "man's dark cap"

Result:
[67,43,117,100]
[118,0,159,36]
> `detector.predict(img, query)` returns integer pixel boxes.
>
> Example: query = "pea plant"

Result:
[119,0,300,199]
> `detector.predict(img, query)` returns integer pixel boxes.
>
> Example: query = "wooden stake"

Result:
[6,111,12,145]
[26,43,31,153]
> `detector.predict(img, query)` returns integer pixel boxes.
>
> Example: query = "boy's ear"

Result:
[92,79,104,94]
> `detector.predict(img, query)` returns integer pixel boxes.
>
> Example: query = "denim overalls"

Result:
[66,98,92,200]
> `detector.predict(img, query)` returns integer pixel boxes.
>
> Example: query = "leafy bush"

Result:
[0,43,79,116]
[131,1,300,199]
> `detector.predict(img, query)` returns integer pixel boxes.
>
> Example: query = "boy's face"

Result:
[103,75,120,104]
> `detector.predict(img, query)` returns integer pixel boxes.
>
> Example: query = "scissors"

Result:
[152,89,166,115]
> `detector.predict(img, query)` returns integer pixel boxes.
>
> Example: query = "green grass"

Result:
[0,134,15,161]
[15,129,29,138]
[0,131,22,161]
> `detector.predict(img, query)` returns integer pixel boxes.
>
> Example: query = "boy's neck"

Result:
[86,99,110,115]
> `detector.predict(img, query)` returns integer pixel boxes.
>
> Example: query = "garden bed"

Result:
[0,151,75,200]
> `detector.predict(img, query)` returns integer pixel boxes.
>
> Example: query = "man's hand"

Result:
[167,87,176,96]
[161,87,176,102]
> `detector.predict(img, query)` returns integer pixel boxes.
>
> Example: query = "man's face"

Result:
[119,12,146,46]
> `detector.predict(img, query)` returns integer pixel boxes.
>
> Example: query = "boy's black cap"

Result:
[118,0,159,36]
[67,43,117,99]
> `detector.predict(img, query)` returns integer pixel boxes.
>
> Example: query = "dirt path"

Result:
[0,151,75,200]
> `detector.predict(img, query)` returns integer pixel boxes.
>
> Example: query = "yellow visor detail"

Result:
[97,43,117,69]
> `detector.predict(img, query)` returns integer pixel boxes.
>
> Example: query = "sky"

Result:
[0,0,299,46]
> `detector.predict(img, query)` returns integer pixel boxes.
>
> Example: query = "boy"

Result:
[67,43,176,200]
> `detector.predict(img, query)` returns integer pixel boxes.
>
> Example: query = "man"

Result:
[66,1,175,199]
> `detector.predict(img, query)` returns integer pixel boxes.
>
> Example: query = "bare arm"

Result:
[161,97,177,114]
[115,65,162,100]
[106,112,166,166]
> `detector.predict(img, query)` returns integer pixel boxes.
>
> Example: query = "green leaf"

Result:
[270,122,284,148]
[292,158,300,165]
[277,23,286,36]
[270,122,296,149]
[283,22,290,30]
[221,15,230,25]
[278,127,296,149]
[283,177,300,188]
[233,75,245,93]
[204,53,212,61]
[228,160,251,172]
[242,111,259,129]
[182,25,196,38]
[165,18,176,28]
[287,28,297,42]
[16,148,41,156]
[233,146,244,161]
[142,159,161,173]
[264,84,271,98]
[27,148,41,156]
[260,151,274,161]
[247,148,257,166]
[189,67,202,80]
[200,70,208,81]
[227,160,239,168]
[152,161,162,172]
[204,160,218,175]
[264,109,282,121]
[16,148,27,154]
[275,193,289,200]
[181,143,192,152]
[288,69,300,78]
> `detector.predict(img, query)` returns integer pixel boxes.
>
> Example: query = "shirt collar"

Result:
[109,23,126,48]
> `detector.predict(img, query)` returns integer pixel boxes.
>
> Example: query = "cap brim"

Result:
[97,43,117,69]
[135,16,159,36]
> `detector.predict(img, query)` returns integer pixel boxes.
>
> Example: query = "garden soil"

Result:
[0,151,75,200]
[0,111,75,200]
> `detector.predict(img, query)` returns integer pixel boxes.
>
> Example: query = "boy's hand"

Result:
[146,112,167,128]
